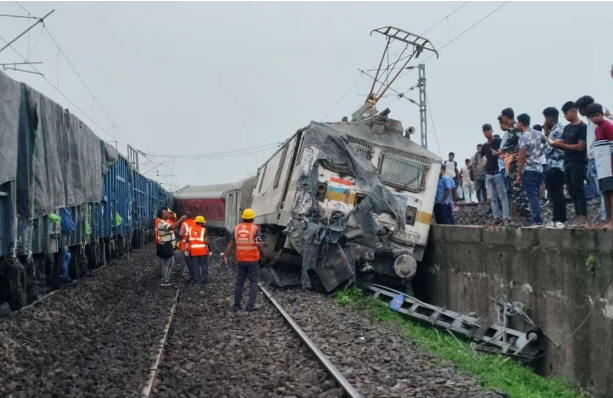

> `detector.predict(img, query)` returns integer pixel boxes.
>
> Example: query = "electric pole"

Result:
[418,63,428,149]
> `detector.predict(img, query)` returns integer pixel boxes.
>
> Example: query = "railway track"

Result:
[260,285,363,398]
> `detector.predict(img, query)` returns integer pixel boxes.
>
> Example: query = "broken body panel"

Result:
[251,113,441,291]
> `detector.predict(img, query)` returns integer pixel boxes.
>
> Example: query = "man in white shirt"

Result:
[460,159,475,203]
[443,152,460,202]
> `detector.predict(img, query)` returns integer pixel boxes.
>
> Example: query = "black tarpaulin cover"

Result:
[0,70,118,219]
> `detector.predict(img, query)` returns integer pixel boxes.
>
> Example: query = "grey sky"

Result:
[2,2,612,190]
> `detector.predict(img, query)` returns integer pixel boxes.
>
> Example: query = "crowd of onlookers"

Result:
[434,88,613,229]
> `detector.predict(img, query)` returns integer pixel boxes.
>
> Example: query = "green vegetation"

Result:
[334,288,587,398]
[586,255,597,275]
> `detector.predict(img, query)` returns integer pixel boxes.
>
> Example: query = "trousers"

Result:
[160,256,175,283]
[234,261,259,310]
[462,181,475,203]
[184,254,194,280]
[485,172,509,220]
[433,203,453,225]
[192,256,209,283]
[507,161,530,218]
[564,161,587,217]
[522,170,542,224]
[545,167,566,223]
[589,158,607,221]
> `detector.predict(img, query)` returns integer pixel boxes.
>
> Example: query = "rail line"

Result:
[141,270,185,398]
[259,284,364,398]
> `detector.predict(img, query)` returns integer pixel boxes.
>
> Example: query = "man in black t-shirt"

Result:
[549,101,588,225]
[480,124,510,224]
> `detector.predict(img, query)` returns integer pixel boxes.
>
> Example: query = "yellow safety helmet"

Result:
[195,215,206,224]
[242,208,255,220]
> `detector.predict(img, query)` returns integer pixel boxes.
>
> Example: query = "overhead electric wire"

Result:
[426,94,442,158]
[42,26,132,146]
[421,1,469,36]
[145,142,281,160]
[0,32,120,143]
[12,1,132,149]
[321,74,363,120]
[425,1,509,63]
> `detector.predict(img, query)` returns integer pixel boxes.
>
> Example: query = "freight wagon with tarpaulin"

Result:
[0,70,171,310]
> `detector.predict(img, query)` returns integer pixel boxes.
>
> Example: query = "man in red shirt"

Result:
[587,103,613,229]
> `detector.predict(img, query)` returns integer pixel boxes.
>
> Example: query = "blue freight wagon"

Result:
[0,71,171,310]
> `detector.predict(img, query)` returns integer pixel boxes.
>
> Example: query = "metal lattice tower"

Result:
[418,63,427,149]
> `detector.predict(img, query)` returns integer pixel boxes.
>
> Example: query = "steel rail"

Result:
[141,275,184,398]
[259,285,364,398]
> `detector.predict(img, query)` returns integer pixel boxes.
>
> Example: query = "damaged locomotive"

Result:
[251,110,441,291]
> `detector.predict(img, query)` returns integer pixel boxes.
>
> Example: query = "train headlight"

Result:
[405,205,417,226]
[394,254,417,279]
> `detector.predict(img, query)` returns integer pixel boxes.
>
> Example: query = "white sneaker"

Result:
[545,221,565,229]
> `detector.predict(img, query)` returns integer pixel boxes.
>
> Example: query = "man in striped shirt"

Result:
[587,103,613,230]
[156,209,186,286]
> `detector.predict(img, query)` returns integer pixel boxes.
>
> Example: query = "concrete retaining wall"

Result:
[415,225,613,397]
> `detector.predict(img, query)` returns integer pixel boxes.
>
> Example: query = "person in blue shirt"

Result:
[434,164,456,224]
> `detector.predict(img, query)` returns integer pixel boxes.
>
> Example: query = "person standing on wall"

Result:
[550,101,589,227]
[542,107,566,228]
[515,114,544,228]
[461,159,475,203]
[472,144,487,205]
[481,123,510,225]
[179,211,196,283]
[187,215,210,284]
[443,152,460,202]
[497,108,530,219]
[576,95,613,225]
[222,208,263,312]
[532,124,549,205]
[434,164,455,225]
[156,209,186,286]
[586,103,613,229]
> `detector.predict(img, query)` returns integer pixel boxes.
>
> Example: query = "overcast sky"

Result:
[2,1,612,190]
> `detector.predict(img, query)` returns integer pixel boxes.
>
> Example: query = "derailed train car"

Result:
[251,112,441,291]
[0,70,171,310]
[173,177,256,235]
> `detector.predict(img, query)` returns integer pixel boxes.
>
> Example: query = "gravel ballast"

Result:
[274,289,502,398]
[153,251,343,398]
[0,246,183,398]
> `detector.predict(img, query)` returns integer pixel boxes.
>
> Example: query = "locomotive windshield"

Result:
[378,150,429,193]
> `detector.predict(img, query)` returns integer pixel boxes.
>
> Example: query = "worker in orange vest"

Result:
[223,208,263,312]
[187,215,209,284]
[179,211,196,282]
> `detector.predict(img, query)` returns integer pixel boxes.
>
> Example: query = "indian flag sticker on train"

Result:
[329,176,353,187]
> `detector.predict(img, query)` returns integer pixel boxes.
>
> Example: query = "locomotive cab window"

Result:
[378,150,429,193]
[346,137,373,160]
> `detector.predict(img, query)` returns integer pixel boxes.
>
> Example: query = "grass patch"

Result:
[334,288,587,398]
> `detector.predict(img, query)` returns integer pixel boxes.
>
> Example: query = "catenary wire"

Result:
[42,26,132,146]
[426,94,442,158]
[12,1,132,148]
[0,32,120,143]
[321,74,363,120]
